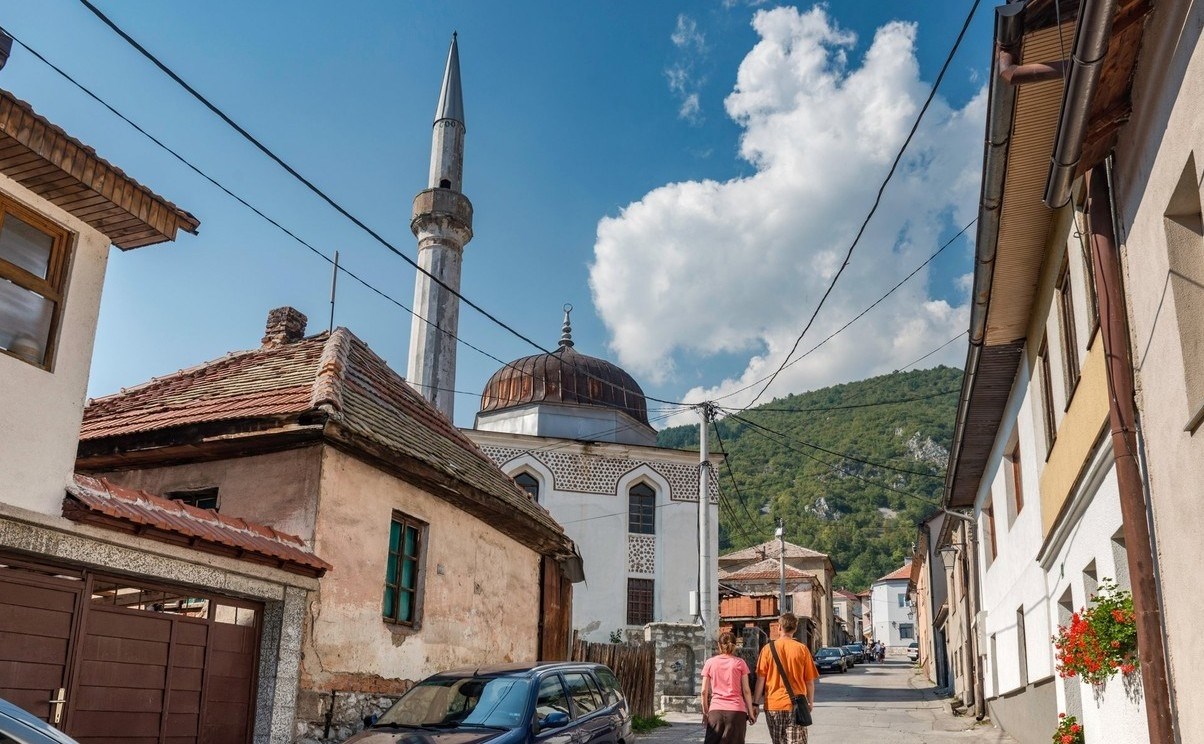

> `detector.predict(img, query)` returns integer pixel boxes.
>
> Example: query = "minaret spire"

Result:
[559,304,575,348]
[407,34,474,420]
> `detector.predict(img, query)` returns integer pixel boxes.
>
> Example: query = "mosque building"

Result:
[405,36,719,642]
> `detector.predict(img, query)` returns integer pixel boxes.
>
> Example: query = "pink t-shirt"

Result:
[702,654,749,713]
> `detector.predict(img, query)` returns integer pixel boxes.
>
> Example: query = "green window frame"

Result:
[383,512,426,626]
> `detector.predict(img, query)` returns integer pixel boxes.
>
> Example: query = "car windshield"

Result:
[376,676,532,730]
[815,648,840,658]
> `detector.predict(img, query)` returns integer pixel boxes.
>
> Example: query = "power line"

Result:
[711,217,977,405]
[742,0,983,410]
[898,331,968,372]
[5,23,689,414]
[727,413,941,506]
[72,0,688,408]
[711,421,770,543]
[718,387,959,415]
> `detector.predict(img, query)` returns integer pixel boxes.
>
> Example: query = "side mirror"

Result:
[539,712,570,732]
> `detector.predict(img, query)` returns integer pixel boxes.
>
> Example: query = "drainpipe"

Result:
[1044,0,1120,207]
[1085,166,1176,744]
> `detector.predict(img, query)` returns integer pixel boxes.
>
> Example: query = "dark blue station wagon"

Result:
[346,662,632,744]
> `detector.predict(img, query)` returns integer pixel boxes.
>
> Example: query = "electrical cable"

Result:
[741,0,983,409]
[717,387,959,414]
[727,413,941,506]
[711,421,771,542]
[712,218,977,405]
[2,23,689,412]
[70,0,689,407]
[897,331,968,372]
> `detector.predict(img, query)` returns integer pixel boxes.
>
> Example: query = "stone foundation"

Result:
[293,689,402,743]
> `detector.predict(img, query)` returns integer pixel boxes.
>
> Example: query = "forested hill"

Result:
[657,366,962,591]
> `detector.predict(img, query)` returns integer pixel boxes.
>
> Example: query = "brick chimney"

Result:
[262,307,308,346]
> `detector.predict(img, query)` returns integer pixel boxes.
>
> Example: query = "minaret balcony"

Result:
[411,188,474,245]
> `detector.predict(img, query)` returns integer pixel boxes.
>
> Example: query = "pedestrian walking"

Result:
[753,613,819,744]
[701,632,754,744]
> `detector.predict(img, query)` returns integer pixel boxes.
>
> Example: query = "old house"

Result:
[77,307,581,741]
[718,562,824,650]
[0,87,334,744]
[831,589,863,647]
[717,540,835,647]
[869,564,914,652]
[936,0,1166,741]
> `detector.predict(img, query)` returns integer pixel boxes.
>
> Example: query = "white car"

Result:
[907,641,920,662]
[0,697,79,744]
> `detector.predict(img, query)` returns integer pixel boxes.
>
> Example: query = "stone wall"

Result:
[646,622,705,714]
[294,689,402,744]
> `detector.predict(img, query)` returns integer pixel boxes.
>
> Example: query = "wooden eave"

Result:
[0,89,199,248]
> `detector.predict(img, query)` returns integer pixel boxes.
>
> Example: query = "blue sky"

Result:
[0,1,991,428]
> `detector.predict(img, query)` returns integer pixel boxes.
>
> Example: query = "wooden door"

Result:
[0,566,82,724]
[539,557,573,661]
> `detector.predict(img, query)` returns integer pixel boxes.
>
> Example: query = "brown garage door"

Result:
[0,556,260,744]
[0,562,83,725]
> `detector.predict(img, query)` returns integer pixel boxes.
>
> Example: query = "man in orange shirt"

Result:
[753,613,819,744]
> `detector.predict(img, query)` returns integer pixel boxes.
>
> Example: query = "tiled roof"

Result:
[833,588,860,601]
[719,540,829,562]
[722,558,811,582]
[875,564,914,584]
[64,474,330,577]
[80,323,573,557]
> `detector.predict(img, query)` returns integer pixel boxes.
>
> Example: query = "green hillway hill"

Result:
[657,366,962,592]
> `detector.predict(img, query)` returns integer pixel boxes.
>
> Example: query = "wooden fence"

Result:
[571,637,656,718]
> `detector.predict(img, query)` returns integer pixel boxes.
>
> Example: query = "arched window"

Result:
[628,483,655,535]
[439,178,452,189]
[514,472,540,502]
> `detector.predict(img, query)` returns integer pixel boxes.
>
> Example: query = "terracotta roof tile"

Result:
[65,474,330,576]
[722,558,812,582]
[80,325,572,555]
[719,540,830,561]
[875,564,914,583]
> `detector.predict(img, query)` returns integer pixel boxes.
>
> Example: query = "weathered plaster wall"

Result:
[870,578,912,649]
[0,173,110,516]
[297,447,541,738]
[1112,1,1204,739]
[96,446,323,541]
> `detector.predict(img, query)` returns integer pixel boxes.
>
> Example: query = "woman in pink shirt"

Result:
[701,632,755,744]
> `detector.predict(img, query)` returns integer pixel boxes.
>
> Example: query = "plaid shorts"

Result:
[764,710,808,744]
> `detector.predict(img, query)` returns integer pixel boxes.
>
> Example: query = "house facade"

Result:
[936,0,1169,742]
[717,540,835,647]
[0,88,336,744]
[869,565,914,651]
[77,308,581,742]
[832,589,863,646]
[717,562,824,650]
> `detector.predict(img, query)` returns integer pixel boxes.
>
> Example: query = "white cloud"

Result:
[667,14,707,124]
[590,6,984,424]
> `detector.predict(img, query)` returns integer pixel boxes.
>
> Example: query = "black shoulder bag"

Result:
[767,640,813,727]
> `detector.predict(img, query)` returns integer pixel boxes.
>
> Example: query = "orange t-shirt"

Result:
[755,639,819,711]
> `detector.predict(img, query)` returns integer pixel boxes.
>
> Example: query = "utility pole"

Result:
[776,520,787,615]
[698,403,715,636]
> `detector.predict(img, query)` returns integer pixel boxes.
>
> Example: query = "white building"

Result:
[464,309,719,642]
[870,564,915,651]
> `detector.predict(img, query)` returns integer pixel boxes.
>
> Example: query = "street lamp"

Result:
[939,544,960,573]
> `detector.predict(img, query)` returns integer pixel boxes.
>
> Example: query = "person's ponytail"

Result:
[717,632,737,655]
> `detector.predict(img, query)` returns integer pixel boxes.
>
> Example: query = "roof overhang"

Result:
[0,89,199,248]
[944,0,1149,509]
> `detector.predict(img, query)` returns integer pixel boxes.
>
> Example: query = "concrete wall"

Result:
[469,430,717,643]
[0,173,110,516]
[476,402,657,446]
[1112,0,1204,738]
[95,446,323,542]
[986,677,1057,744]
[297,447,542,739]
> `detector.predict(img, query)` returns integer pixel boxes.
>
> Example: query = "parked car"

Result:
[0,697,79,744]
[841,644,865,663]
[814,647,851,673]
[907,641,920,662]
[346,662,631,744]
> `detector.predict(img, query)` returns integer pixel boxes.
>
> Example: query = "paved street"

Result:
[645,660,1016,744]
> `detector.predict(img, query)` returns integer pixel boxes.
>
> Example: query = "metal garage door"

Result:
[0,556,261,744]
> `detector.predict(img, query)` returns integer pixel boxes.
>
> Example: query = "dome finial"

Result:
[559,303,574,348]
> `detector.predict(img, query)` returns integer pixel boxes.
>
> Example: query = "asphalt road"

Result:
[641,659,1017,744]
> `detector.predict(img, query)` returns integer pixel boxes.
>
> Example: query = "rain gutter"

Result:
[1044,0,1120,207]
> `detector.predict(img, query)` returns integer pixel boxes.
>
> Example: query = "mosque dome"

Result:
[478,306,650,427]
